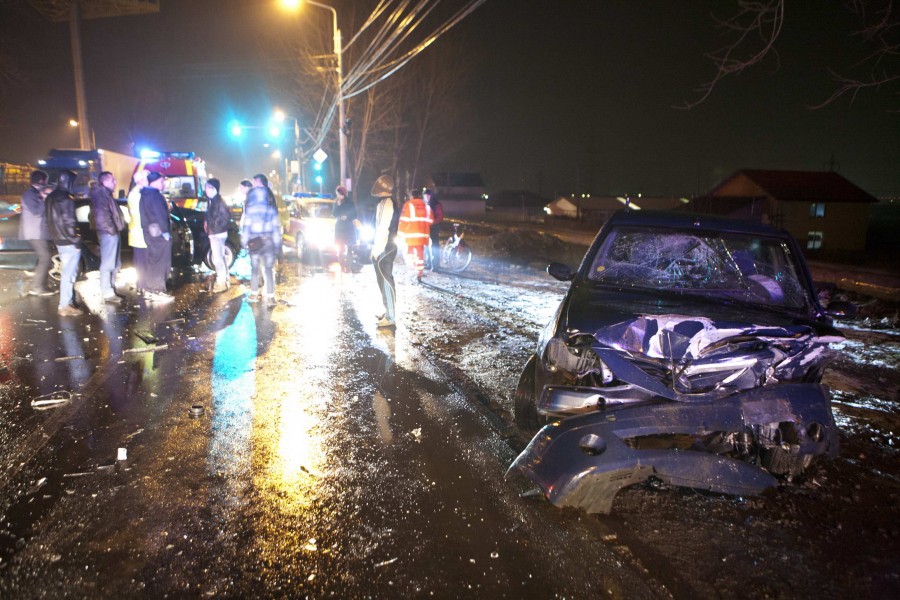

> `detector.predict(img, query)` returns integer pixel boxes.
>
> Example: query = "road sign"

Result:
[313,148,328,164]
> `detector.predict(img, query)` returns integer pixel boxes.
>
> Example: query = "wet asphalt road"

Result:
[0,262,660,598]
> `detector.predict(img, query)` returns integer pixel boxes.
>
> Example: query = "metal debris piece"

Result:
[26,477,48,495]
[161,318,185,324]
[63,472,93,478]
[123,344,168,354]
[134,330,158,344]
[54,355,85,362]
[189,405,205,418]
[31,391,72,410]
[374,558,398,568]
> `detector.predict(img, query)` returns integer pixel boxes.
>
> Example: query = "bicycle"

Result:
[440,223,473,272]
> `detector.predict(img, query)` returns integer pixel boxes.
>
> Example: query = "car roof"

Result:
[606,209,791,238]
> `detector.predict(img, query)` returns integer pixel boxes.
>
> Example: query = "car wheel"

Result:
[49,253,62,282]
[49,253,86,282]
[514,354,545,439]
[295,233,306,262]
[204,242,237,270]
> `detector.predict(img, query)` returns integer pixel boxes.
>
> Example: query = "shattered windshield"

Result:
[587,226,810,310]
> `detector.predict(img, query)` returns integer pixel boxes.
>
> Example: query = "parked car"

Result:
[0,198,194,280]
[508,210,856,514]
[173,200,241,270]
[283,193,373,267]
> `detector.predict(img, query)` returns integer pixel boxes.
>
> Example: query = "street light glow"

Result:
[68,119,79,127]
[274,109,286,123]
[280,0,301,9]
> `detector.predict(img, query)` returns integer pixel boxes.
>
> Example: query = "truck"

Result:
[37,148,140,199]
[134,151,207,210]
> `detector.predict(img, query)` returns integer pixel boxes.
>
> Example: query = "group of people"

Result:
[369,176,444,329]
[20,166,180,315]
[20,165,446,325]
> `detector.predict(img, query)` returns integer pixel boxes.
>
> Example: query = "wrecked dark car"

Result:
[508,210,855,514]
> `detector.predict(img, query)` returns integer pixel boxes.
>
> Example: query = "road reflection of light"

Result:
[251,276,340,522]
[209,302,256,484]
[0,312,14,384]
[59,325,91,387]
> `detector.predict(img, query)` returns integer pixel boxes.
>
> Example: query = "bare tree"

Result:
[681,0,899,110]
[266,0,484,197]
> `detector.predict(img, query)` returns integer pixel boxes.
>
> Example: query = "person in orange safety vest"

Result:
[397,189,433,281]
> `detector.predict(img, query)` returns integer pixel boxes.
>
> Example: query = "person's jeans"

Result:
[57,244,81,308]
[208,232,228,284]
[249,237,276,296]
[98,233,120,298]
[27,239,52,292]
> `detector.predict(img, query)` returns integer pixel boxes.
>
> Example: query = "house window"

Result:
[809,202,825,218]
[807,231,824,250]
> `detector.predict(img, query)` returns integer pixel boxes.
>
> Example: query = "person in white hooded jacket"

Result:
[370,175,398,329]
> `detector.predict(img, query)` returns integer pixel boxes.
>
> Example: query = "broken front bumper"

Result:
[507,383,839,514]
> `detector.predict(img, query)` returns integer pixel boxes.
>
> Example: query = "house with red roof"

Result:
[687,169,877,254]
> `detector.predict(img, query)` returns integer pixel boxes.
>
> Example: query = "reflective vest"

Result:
[397,197,433,246]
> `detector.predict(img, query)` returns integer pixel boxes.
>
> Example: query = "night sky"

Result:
[1,0,897,197]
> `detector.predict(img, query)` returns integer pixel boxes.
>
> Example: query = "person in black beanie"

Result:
[139,171,174,303]
[204,177,231,292]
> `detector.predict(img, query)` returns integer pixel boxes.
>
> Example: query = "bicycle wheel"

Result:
[445,241,472,272]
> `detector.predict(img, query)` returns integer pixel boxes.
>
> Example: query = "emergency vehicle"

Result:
[134,151,208,209]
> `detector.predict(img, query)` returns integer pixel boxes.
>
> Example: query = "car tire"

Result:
[203,241,237,271]
[48,252,86,282]
[514,354,545,440]
[49,253,62,283]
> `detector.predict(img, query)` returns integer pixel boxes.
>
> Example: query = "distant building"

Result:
[487,190,550,222]
[426,172,486,216]
[546,195,689,222]
[688,169,877,254]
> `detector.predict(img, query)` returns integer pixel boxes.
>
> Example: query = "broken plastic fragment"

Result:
[31,391,72,410]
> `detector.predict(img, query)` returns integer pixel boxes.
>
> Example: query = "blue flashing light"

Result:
[228,120,244,138]
[140,149,161,159]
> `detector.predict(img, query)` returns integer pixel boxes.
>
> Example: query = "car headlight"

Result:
[307,221,334,247]
[359,225,374,243]
[544,335,613,383]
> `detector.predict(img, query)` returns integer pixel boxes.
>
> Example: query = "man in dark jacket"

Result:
[90,171,126,303]
[45,170,82,316]
[204,178,231,292]
[19,169,54,295]
[139,171,174,303]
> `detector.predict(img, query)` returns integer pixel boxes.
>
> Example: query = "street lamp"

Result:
[69,119,95,149]
[281,0,347,191]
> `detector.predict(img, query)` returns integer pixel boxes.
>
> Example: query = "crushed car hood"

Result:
[589,313,843,402]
